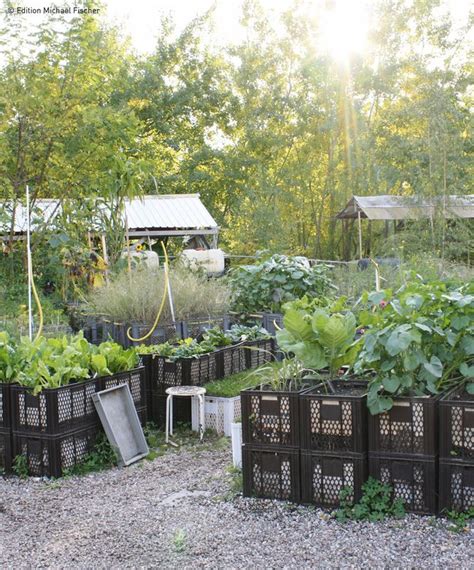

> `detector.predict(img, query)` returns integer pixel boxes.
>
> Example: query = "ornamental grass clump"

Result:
[87,263,230,324]
[353,278,474,414]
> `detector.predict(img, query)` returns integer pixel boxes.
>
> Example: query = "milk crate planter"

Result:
[261,313,284,336]
[0,383,12,428]
[241,386,301,448]
[12,426,99,478]
[438,459,474,512]
[0,427,12,473]
[219,343,248,378]
[300,380,368,454]
[99,367,146,411]
[439,387,474,461]
[301,452,367,508]
[242,445,300,502]
[368,454,438,514]
[245,338,275,369]
[191,395,241,436]
[368,395,439,456]
[10,377,100,435]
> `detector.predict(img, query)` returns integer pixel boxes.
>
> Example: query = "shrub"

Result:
[87,263,230,324]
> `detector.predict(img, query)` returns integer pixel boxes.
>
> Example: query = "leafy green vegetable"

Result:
[354,278,474,414]
[229,253,335,314]
[276,306,359,378]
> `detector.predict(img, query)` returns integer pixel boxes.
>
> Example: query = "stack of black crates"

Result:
[368,395,438,514]
[241,385,301,502]
[299,380,368,508]
[439,387,474,513]
[3,368,146,478]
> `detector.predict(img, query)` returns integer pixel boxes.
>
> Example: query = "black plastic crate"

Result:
[439,459,474,512]
[0,383,11,429]
[241,387,301,448]
[368,395,438,456]
[151,354,219,393]
[136,406,148,428]
[218,344,247,377]
[369,454,438,514]
[11,378,100,435]
[439,387,474,461]
[261,313,284,336]
[12,426,99,478]
[242,445,300,502]
[99,367,146,410]
[245,339,275,369]
[301,451,367,508]
[300,381,367,454]
[151,394,192,428]
[0,427,12,474]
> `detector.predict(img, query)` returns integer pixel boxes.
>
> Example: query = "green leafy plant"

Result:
[203,363,281,397]
[229,253,335,314]
[137,325,270,359]
[64,433,117,476]
[444,507,474,533]
[12,454,29,479]
[172,529,187,553]
[354,279,474,414]
[336,477,406,522]
[276,305,360,381]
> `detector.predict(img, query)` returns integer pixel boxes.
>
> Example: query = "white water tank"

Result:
[181,248,225,276]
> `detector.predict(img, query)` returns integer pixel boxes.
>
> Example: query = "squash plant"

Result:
[354,279,474,414]
[229,253,335,314]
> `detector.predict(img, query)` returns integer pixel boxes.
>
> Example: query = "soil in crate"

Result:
[368,396,438,456]
[300,451,367,508]
[241,387,300,448]
[12,426,99,478]
[10,378,100,435]
[439,387,474,461]
[0,428,12,473]
[368,453,438,514]
[439,459,474,512]
[300,380,367,454]
[242,445,300,502]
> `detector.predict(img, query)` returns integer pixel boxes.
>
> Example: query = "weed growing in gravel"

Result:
[12,455,28,479]
[336,477,406,522]
[444,508,474,532]
[64,433,117,476]
[172,529,187,553]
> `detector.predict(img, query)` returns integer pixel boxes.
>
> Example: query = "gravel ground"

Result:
[0,444,472,569]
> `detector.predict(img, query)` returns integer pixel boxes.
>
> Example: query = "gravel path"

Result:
[1,444,472,569]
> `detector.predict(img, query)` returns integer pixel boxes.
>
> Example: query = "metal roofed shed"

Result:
[1,194,219,241]
[336,195,474,221]
[124,194,219,238]
[335,194,474,260]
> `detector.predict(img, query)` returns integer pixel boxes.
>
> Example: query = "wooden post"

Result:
[357,211,363,259]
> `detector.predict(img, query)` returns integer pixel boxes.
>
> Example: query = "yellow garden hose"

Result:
[31,272,44,341]
[126,241,170,343]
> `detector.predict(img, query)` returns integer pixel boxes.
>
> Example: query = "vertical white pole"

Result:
[357,211,363,260]
[26,185,33,340]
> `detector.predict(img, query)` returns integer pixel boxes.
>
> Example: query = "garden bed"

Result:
[439,386,474,461]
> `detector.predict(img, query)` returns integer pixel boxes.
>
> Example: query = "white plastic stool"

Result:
[165,386,206,443]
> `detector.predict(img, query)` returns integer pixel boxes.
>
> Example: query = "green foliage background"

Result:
[0,0,472,264]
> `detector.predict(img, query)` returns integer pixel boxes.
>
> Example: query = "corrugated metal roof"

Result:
[1,199,61,234]
[1,194,218,235]
[336,195,474,220]
[125,195,217,230]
